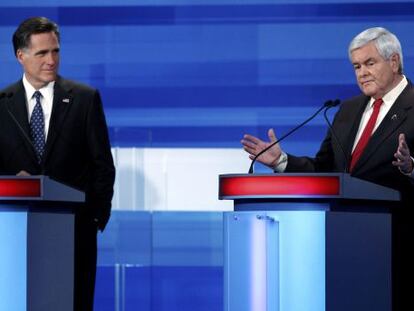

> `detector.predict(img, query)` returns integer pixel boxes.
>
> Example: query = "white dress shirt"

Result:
[22,74,54,140]
[352,76,408,152]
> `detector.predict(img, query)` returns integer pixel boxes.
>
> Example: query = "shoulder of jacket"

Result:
[57,76,98,95]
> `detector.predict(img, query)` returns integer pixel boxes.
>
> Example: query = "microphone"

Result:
[323,100,349,173]
[248,99,340,174]
[3,91,45,174]
[3,92,37,151]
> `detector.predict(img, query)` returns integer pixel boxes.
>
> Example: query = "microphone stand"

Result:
[248,100,340,174]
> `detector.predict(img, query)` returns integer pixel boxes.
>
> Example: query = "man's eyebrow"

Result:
[363,57,375,63]
[34,49,48,55]
[352,57,375,66]
[34,47,60,55]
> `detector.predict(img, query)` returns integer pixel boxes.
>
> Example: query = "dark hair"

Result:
[12,17,60,56]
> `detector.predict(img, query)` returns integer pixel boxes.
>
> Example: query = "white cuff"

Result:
[273,151,288,173]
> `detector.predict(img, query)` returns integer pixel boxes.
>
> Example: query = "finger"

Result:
[393,157,411,173]
[399,134,408,147]
[393,159,407,167]
[393,159,411,173]
[243,145,257,156]
[399,140,409,150]
[392,160,404,167]
[243,134,263,145]
[398,146,410,157]
[392,153,406,165]
[241,139,259,149]
[399,133,406,144]
[397,141,410,157]
[268,128,277,143]
[396,134,411,157]
[394,150,406,161]
[16,170,31,176]
[398,133,409,151]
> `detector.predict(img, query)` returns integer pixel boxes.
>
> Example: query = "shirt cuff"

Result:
[273,151,288,172]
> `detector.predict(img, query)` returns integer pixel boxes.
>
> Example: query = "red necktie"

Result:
[349,98,383,172]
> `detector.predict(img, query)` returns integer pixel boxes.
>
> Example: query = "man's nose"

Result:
[45,52,57,65]
[358,65,369,77]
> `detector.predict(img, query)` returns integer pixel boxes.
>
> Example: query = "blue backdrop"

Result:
[1,1,413,310]
[2,1,414,150]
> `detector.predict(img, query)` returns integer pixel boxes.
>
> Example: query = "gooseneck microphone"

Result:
[323,101,349,173]
[2,91,37,151]
[248,99,341,174]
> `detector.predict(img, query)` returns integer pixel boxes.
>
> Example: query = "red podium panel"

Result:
[219,173,400,201]
[0,178,41,197]
[220,174,340,197]
[0,175,84,202]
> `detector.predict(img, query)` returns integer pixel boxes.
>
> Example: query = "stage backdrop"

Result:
[1,0,413,212]
[1,2,412,311]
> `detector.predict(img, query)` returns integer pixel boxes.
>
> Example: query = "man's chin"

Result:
[42,74,57,83]
[361,85,377,97]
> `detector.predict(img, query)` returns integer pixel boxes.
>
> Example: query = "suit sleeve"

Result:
[286,128,335,172]
[285,107,344,173]
[85,90,115,230]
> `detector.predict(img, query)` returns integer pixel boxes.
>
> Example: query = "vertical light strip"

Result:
[0,209,27,310]
[250,215,267,311]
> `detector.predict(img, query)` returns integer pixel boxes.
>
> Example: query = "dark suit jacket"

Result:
[0,76,115,228]
[286,82,414,195]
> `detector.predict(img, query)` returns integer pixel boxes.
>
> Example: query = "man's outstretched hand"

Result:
[241,128,282,168]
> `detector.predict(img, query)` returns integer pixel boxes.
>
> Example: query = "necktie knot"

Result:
[33,91,42,102]
[373,98,383,110]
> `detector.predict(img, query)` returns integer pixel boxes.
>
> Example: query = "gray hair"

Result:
[348,27,403,74]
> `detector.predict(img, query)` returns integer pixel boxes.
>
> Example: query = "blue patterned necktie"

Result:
[30,91,45,163]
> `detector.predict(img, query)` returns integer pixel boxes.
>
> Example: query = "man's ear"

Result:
[390,53,401,73]
[16,49,25,65]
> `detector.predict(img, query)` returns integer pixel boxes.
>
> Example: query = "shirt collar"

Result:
[22,74,55,100]
[369,75,408,107]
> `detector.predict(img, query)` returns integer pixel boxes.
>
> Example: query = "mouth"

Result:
[360,80,373,86]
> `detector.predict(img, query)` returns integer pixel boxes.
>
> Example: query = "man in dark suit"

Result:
[241,27,413,311]
[0,17,115,311]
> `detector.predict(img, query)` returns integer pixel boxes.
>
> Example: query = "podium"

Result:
[0,176,84,311]
[219,173,400,311]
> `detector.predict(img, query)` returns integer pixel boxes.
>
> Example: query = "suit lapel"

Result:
[42,78,73,162]
[343,96,369,162]
[6,82,38,163]
[352,84,413,172]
